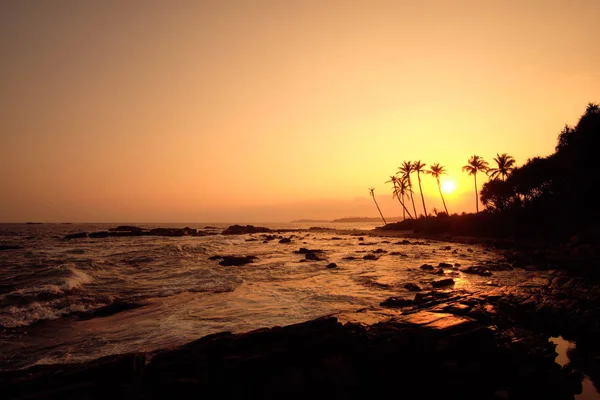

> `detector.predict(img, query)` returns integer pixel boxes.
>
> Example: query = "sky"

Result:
[1,1,599,223]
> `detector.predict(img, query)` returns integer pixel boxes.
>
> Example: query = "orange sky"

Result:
[1,1,599,222]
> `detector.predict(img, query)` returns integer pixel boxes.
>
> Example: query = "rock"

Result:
[218,256,257,266]
[404,283,422,292]
[390,252,408,257]
[434,268,445,275]
[305,252,323,261]
[461,266,493,276]
[420,264,434,271]
[431,278,455,288]
[109,225,144,233]
[222,225,272,235]
[293,248,323,254]
[326,263,337,269]
[0,245,24,251]
[438,262,453,268]
[372,248,387,254]
[279,238,292,244]
[88,231,110,238]
[363,254,379,260]
[64,232,87,239]
[380,297,413,308]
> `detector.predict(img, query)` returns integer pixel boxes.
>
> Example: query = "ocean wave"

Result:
[0,300,97,328]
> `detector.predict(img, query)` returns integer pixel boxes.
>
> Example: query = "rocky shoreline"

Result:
[3,225,600,399]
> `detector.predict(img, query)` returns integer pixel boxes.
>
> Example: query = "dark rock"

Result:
[404,283,422,292]
[434,268,445,275]
[222,225,272,235]
[208,255,222,260]
[108,225,144,233]
[461,266,493,276]
[88,231,110,238]
[148,228,184,237]
[305,252,323,261]
[372,248,387,254]
[218,256,257,266]
[326,263,337,269]
[293,248,324,254]
[390,252,408,257]
[363,254,379,260]
[279,238,292,244]
[64,232,87,240]
[431,278,455,288]
[420,264,434,271]
[0,245,24,251]
[438,262,453,268]
[380,297,413,308]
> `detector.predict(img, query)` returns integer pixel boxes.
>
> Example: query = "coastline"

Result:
[2,225,600,399]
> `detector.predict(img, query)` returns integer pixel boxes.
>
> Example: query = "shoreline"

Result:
[3,225,600,398]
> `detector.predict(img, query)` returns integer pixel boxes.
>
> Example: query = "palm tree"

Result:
[462,155,489,213]
[585,102,600,115]
[488,153,516,181]
[368,187,387,225]
[412,160,428,217]
[427,163,449,215]
[386,176,414,219]
[398,161,418,219]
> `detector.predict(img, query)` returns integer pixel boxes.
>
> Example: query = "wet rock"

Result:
[363,254,379,260]
[342,256,357,260]
[326,263,337,269]
[440,246,452,251]
[431,278,455,288]
[461,266,493,276]
[420,264,434,271]
[293,248,323,254]
[404,283,422,292]
[434,268,445,275]
[380,297,413,308]
[0,245,24,251]
[372,248,387,254]
[218,256,257,266]
[109,225,144,233]
[64,232,87,239]
[438,262,453,268]
[222,225,272,235]
[279,238,292,244]
[89,231,110,238]
[305,252,323,261]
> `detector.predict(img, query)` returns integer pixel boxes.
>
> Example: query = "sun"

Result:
[441,179,456,194]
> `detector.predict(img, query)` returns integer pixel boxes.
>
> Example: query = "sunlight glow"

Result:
[441,180,456,194]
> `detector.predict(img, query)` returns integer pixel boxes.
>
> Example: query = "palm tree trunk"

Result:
[372,197,387,225]
[396,196,414,219]
[474,174,479,213]
[417,173,427,217]
[437,178,449,214]
[408,179,418,218]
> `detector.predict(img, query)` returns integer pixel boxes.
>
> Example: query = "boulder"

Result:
[218,256,257,266]
[431,278,455,288]
[404,283,422,292]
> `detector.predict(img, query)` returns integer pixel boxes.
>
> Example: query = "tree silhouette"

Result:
[386,176,414,219]
[462,155,489,213]
[488,153,516,181]
[427,163,449,215]
[368,187,387,225]
[398,161,418,218]
[413,160,428,216]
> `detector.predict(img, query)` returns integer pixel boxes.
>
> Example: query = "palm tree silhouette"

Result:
[488,153,516,181]
[398,161,418,218]
[386,176,414,219]
[427,163,449,215]
[413,160,428,217]
[462,155,489,213]
[586,102,600,115]
[369,187,387,225]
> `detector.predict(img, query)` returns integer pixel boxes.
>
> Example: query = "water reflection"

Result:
[551,336,600,399]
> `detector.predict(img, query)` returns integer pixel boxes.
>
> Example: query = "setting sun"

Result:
[441,179,457,194]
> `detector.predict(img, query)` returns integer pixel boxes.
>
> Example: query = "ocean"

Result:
[0,222,525,371]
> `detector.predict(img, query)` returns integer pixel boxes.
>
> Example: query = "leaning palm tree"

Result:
[398,161,418,219]
[488,153,516,181]
[412,160,428,217]
[427,163,449,215]
[585,102,600,115]
[386,176,414,219]
[368,187,387,225]
[462,155,489,213]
